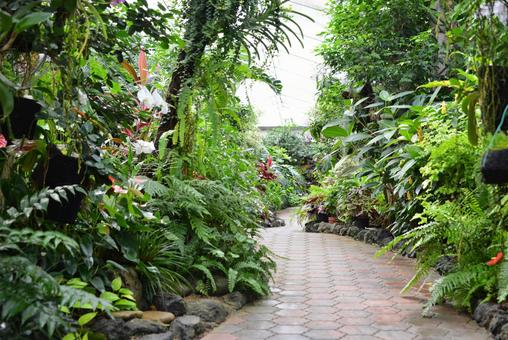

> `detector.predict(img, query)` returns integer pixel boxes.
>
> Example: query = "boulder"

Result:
[339,227,349,236]
[90,318,131,339]
[126,318,167,335]
[305,221,319,233]
[347,226,361,238]
[112,310,143,321]
[496,323,508,340]
[363,230,377,244]
[169,315,205,340]
[154,293,186,316]
[474,303,503,327]
[317,222,334,233]
[223,291,248,310]
[175,282,194,297]
[121,267,147,310]
[378,237,394,248]
[332,224,346,234]
[142,311,176,324]
[91,318,167,339]
[435,256,456,275]
[185,299,229,323]
[489,311,508,335]
[138,332,174,340]
[355,229,368,241]
[210,275,229,296]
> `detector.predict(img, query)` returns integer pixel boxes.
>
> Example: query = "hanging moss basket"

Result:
[1,97,41,140]
[33,149,86,223]
[481,148,508,184]
[479,66,508,133]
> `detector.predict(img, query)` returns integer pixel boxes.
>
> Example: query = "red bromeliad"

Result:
[487,252,504,266]
[258,156,276,180]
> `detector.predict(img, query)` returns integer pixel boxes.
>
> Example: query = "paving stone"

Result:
[304,329,346,339]
[234,329,273,339]
[205,208,492,340]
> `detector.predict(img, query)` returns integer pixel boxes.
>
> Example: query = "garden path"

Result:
[203,208,492,340]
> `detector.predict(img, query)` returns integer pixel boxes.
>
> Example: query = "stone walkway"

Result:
[203,208,491,340]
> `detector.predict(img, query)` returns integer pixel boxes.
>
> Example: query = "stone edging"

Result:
[90,291,249,340]
[304,220,508,340]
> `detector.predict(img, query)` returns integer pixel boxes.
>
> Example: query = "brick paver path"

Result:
[203,208,491,340]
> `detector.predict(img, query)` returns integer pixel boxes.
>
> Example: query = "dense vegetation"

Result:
[0,0,310,338]
[306,0,508,314]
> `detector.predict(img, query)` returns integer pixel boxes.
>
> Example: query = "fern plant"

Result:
[377,188,504,312]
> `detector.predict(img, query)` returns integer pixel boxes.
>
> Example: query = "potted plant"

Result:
[33,145,87,223]
[1,97,41,140]
[482,131,508,184]
[345,187,376,229]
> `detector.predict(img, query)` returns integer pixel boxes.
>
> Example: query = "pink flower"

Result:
[112,185,128,194]
[0,134,6,148]
[135,119,150,131]
[111,0,126,6]
[122,128,134,138]
[133,176,147,185]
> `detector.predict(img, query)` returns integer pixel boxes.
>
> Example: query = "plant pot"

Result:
[316,212,329,223]
[328,216,337,224]
[33,148,86,223]
[481,148,508,184]
[1,97,40,140]
[353,215,369,229]
[479,66,508,133]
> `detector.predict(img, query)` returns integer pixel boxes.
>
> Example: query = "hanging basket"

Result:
[1,97,40,139]
[482,149,508,184]
[479,66,508,133]
[482,105,508,184]
[33,149,86,223]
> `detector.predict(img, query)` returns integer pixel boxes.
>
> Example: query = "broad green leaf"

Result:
[100,291,120,302]
[111,277,122,291]
[379,90,391,101]
[0,10,12,34]
[78,312,97,326]
[62,333,76,340]
[342,133,370,144]
[114,298,137,308]
[419,80,451,88]
[0,79,13,116]
[14,12,52,33]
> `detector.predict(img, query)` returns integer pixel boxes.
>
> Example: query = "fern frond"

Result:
[191,264,217,292]
[228,268,238,293]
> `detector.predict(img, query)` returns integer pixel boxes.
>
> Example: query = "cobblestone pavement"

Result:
[203,208,491,340]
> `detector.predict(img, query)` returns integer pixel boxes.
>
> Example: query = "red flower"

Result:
[108,176,116,184]
[267,156,273,167]
[122,128,134,138]
[487,252,504,266]
[136,120,150,131]
[0,134,6,148]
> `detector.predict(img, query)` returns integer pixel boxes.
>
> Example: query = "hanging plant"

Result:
[481,106,508,184]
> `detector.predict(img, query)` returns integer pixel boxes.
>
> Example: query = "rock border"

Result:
[305,220,507,340]
[90,291,249,340]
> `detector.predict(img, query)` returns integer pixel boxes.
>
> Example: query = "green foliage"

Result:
[319,0,438,91]
[263,126,313,165]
